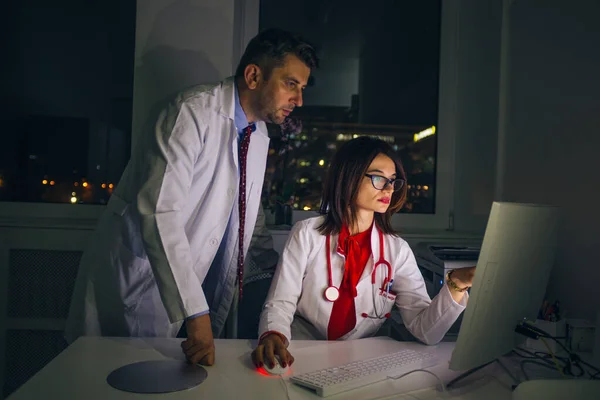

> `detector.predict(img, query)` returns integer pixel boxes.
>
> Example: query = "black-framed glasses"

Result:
[365,174,405,192]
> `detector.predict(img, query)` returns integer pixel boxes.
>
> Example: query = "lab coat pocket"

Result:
[111,243,153,309]
[350,293,397,339]
[374,290,397,316]
[108,195,147,259]
[90,243,154,337]
[92,201,153,309]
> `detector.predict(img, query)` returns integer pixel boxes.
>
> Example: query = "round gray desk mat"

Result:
[106,360,208,394]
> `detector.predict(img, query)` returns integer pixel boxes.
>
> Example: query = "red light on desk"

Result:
[256,366,291,377]
[257,367,271,377]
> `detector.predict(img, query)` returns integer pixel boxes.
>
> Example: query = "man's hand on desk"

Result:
[252,333,294,369]
[181,313,216,366]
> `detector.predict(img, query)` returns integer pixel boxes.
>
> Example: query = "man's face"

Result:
[254,54,310,124]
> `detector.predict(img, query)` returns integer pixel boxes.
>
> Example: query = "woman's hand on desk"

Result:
[181,313,216,366]
[252,333,294,369]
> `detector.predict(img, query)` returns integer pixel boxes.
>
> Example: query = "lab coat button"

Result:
[228,188,235,196]
[209,238,218,246]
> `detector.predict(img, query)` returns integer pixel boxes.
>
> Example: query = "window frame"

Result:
[0,0,458,233]
[257,0,460,231]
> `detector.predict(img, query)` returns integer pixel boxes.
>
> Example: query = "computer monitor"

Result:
[449,202,559,372]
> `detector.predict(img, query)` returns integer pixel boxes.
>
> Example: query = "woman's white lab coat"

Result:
[66,77,269,342]
[258,217,467,345]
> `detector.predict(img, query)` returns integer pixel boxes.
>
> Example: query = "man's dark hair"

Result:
[235,28,319,79]
[317,136,408,237]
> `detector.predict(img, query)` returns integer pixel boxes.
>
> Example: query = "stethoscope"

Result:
[324,230,393,319]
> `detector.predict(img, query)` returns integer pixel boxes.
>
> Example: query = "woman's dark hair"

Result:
[235,28,319,79]
[318,136,408,236]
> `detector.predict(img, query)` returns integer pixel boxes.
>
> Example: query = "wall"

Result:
[131,0,238,150]
[499,0,600,320]
[450,0,600,320]
[450,0,503,233]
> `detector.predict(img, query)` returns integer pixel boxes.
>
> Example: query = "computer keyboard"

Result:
[289,348,439,397]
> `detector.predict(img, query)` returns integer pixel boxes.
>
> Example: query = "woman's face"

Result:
[355,153,396,215]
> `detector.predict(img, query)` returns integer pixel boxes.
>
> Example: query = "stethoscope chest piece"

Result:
[324,286,340,302]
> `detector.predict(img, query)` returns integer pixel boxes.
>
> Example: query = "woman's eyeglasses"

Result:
[365,174,405,192]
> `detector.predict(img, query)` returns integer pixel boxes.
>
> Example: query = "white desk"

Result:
[7,337,515,400]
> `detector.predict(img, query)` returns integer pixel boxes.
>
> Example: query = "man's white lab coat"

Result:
[66,77,269,342]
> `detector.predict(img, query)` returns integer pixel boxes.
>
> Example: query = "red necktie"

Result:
[237,124,254,300]
[327,225,372,340]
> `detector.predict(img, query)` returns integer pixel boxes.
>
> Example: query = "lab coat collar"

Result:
[218,76,237,120]
[219,76,269,141]
[233,83,250,133]
[332,222,383,284]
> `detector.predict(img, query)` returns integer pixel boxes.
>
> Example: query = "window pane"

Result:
[0,0,135,205]
[260,0,440,216]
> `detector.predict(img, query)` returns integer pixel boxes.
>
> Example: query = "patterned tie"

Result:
[237,124,254,300]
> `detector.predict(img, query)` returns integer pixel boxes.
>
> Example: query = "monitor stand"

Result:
[447,358,519,389]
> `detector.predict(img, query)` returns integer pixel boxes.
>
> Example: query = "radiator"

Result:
[3,249,81,398]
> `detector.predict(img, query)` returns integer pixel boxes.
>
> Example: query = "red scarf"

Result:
[327,223,373,340]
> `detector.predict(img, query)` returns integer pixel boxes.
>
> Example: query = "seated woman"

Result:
[252,136,475,369]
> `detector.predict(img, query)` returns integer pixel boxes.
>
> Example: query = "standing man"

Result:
[65,28,319,366]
